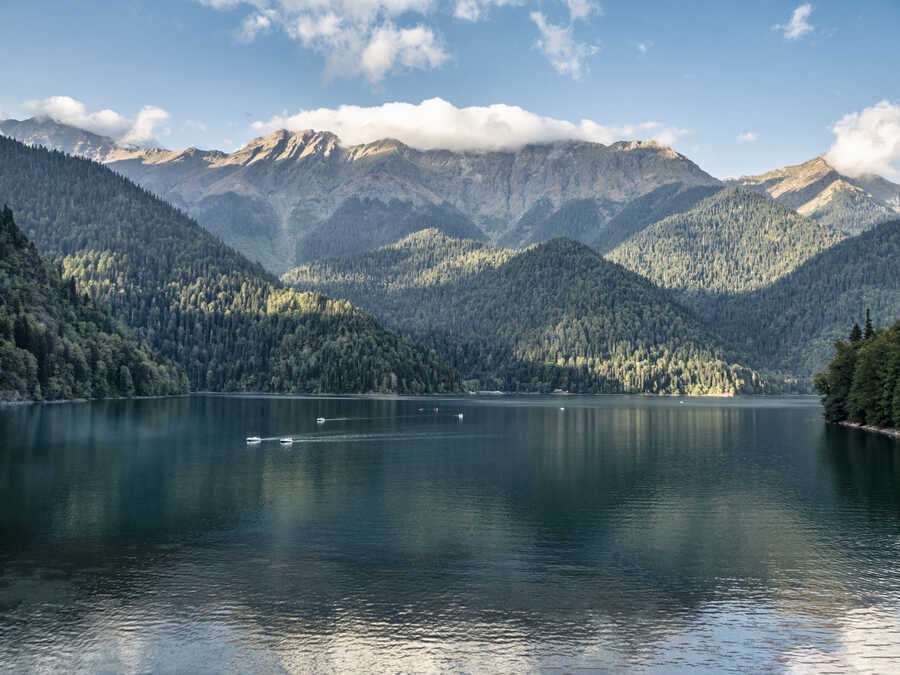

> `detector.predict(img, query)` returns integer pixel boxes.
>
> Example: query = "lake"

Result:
[1,394,899,672]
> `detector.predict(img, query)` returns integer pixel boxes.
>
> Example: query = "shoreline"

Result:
[838,421,900,440]
[3,390,820,407]
[0,393,189,407]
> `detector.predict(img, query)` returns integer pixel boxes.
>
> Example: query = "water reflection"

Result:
[1,395,899,671]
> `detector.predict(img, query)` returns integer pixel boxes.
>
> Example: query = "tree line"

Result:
[814,311,900,429]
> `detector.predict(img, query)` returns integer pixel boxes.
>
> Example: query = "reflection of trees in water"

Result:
[4,398,899,668]
[818,424,900,515]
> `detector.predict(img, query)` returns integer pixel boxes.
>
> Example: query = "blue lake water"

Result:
[1,394,899,672]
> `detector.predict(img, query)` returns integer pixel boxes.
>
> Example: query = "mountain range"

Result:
[2,115,899,395]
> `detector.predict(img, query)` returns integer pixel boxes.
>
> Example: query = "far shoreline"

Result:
[2,390,821,408]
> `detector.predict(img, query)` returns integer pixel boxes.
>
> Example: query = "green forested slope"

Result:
[590,183,722,253]
[606,187,845,294]
[696,220,900,379]
[498,198,621,249]
[0,137,457,394]
[0,206,186,401]
[815,320,900,428]
[294,197,485,263]
[285,229,770,394]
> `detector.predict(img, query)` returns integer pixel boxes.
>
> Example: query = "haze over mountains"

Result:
[2,115,899,394]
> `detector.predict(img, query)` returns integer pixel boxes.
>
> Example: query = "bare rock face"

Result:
[0,117,720,270]
[727,156,900,234]
[107,130,719,234]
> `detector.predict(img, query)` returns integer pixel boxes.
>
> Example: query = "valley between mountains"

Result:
[1,117,898,399]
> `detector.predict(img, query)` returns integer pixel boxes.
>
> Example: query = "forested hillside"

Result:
[695,220,900,379]
[285,229,770,394]
[0,206,186,401]
[815,319,900,429]
[0,137,458,394]
[606,187,844,294]
[729,156,900,235]
[294,197,485,263]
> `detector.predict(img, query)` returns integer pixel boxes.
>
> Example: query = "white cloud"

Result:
[565,0,600,21]
[530,11,597,79]
[185,119,208,133]
[20,96,170,146]
[453,0,520,22]
[635,41,651,53]
[22,95,130,138]
[251,97,693,152]
[825,100,900,179]
[122,106,171,145]
[360,23,447,82]
[774,3,814,40]
[196,0,446,82]
[736,131,758,143]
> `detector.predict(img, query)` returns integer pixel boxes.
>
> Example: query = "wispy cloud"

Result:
[453,0,521,22]
[565,0,600,21]
[196,0,447,83]
[20,95,170,146]
[736,131,758,143]
[825,100,900,179]
[529,11,598,79]
[185,119,208,133]
[635,41,651,54]
[251,97,693,152]
[774,3,814,40]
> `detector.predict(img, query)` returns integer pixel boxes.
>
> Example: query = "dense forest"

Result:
[695,220,900,380]
[498,197,621,249]
[814,316,900,429]
[0,137,458,394]
[0,206,186,401]
[285,229,771,394]
[606,187,845,294]
[295,197,485,264]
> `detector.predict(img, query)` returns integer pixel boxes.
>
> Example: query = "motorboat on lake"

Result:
[316,417,326,424]
[246,436,262,444]
[280,437,293,445]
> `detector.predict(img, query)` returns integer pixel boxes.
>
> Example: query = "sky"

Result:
[2,0,900,179]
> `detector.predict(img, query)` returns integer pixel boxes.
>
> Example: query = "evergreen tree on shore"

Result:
[814,315,900,428]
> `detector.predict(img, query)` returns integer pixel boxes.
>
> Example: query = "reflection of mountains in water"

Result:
[2,396,900,671]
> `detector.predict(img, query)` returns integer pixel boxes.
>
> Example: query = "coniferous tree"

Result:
[864,308,875,339]
[849,323,863,343]
[815,319,900,428]
[0,136,458,394]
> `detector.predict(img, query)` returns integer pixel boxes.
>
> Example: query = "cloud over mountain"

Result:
[825,100,900,179]
[20,96,169,146]
[251,97,692,152]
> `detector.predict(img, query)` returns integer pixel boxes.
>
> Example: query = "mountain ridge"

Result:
[728,156,900,235]
[1,116,720,272]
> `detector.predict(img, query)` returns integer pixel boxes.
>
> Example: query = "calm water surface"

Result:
[1,394,900,672]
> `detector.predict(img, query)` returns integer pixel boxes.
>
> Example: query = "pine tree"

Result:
[849,322,862,343]
[864,308,875,339]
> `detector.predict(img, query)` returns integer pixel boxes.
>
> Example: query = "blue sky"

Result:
[3,0,900,178]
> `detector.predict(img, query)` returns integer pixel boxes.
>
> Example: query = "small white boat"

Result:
[560,407,565,411]
[457,413,464,420]
[280,437,294,445]
[316,417,326,424]
[246,436,262,444]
